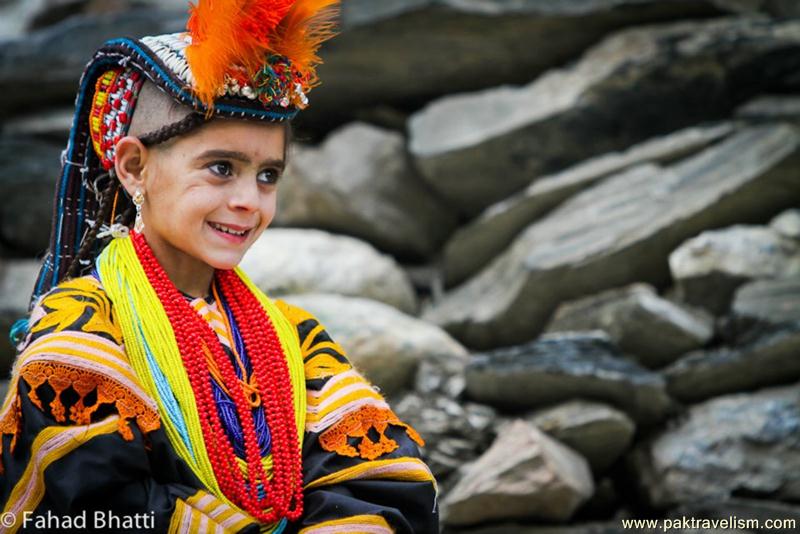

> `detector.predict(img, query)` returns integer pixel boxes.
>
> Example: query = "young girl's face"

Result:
[139,119,285,289]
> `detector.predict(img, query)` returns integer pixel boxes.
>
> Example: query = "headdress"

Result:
[29,0,339,308]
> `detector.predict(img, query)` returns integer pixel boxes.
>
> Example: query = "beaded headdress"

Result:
[30,0,338,308]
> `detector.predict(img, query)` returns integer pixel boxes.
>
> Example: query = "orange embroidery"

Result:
[319,405,424,461]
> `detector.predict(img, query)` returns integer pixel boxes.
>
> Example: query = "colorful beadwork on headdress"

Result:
[88,68,144,170]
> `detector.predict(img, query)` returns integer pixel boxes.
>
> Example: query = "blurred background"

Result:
[1,0,800,532]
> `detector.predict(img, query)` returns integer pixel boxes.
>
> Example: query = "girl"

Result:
[0,1,438,532]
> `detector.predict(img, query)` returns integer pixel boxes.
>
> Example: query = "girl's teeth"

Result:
[212,223,246,236]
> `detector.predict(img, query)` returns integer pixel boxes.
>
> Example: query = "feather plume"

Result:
[271,0,340,88]
[185,0,296,107]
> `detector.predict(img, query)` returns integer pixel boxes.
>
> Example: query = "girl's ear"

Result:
[114,136,149,196]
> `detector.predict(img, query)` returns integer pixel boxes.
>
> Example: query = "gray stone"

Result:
[2,107,72,141]
[771,208,800,240]
[465,331,673,423]
[308,0,728,128]
[545,283,713,369]
[732,277,800,325]
[0,0,46,39]
[443,123,734,284]
[443,420,594,526]
[275,123,455,259]
[281,293,468,397]
[528,400,635,473]
[0,137,61,255]
[394,393,496,479]
[669,225,800,315]
[664,323,800,403]
[424,124,800,349]
[240,228,417,314]
[630,383,800,508]
[0,259,40,376]
[409,18,800,215]
[737,95,800,124]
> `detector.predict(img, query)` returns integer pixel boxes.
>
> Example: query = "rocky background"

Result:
[2,0,800,532]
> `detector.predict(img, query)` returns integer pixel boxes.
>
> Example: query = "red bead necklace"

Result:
[131,230,303,522]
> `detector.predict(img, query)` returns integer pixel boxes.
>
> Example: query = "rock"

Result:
[306,0,729,130]
[528,401,635,473]
[732,277,800,324]
[664,323,800,402]
[425,124,800,349]
[545,284,713,369]
[771,208,800,240]
[0,0,46,40]
[275,123,455,259]
[0,259,41,375]
[631,383,800,509]
[409,18,800,216]
[414,354,467,399]
[281,293,468,397]
[737,95,800,124]
[0,137,61,255]
[240,228,417,314]
[443,420,594,526]
[0,9,185,115]
[465,332,673,424]
[1,107,72,141]
[670,225,800,315]
[394,393,496,479]
[443,122,734,284]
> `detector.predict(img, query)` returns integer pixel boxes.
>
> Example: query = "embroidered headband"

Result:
[29,0,340,309]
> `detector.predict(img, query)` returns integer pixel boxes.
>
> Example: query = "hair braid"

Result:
[67,178,119,279]
[139,112,206,147]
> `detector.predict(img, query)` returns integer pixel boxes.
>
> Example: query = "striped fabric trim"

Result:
[298,514,394,534]
[189,298,231,348]
[2,416,121,534]
[19,331,158,413]
[168,489,256,534]
[305,369,388,433]
[305,457,437,493]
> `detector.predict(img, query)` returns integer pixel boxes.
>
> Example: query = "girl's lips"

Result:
[208,222,250,244]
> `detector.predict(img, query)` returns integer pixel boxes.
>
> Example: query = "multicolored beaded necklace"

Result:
[131,230,303,522]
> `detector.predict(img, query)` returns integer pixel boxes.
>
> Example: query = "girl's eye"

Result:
[258,168,281,185]
[208,162,233,177]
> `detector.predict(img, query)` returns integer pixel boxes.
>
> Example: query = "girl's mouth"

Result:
[208,221,251,243]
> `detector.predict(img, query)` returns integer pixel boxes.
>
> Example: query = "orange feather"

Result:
[185,0,296,107]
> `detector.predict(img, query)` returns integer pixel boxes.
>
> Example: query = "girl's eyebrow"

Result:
[196,149,285,170]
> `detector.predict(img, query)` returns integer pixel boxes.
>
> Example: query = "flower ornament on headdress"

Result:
[185,0,339,112]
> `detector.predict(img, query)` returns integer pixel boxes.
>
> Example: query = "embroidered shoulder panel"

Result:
[0,276,160,465]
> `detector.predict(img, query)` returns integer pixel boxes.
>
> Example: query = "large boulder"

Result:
[732,277,800,325]
[669,225,800,315]
[275,122,455,259]
[443,122,733,285]
[465,332,673,424]
[0,137,61,256]
[545,283,713,369]
[409,18,800,216]
[305,0,730,129]
[664,323,800,402]
[771,208,800,240]
[281,293,468,397]
[240,228,417,314]
[443,420,594,526]
[0,259,40,375]
[425,124,800,349]
[527,400,635,473]
[630,383,800,508]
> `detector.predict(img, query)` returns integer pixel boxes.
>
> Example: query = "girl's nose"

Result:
[229,176,260,211]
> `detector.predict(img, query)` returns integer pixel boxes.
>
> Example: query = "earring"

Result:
[133,189,145,233]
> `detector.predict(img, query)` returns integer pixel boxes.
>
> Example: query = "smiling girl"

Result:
[0,2,438,533]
